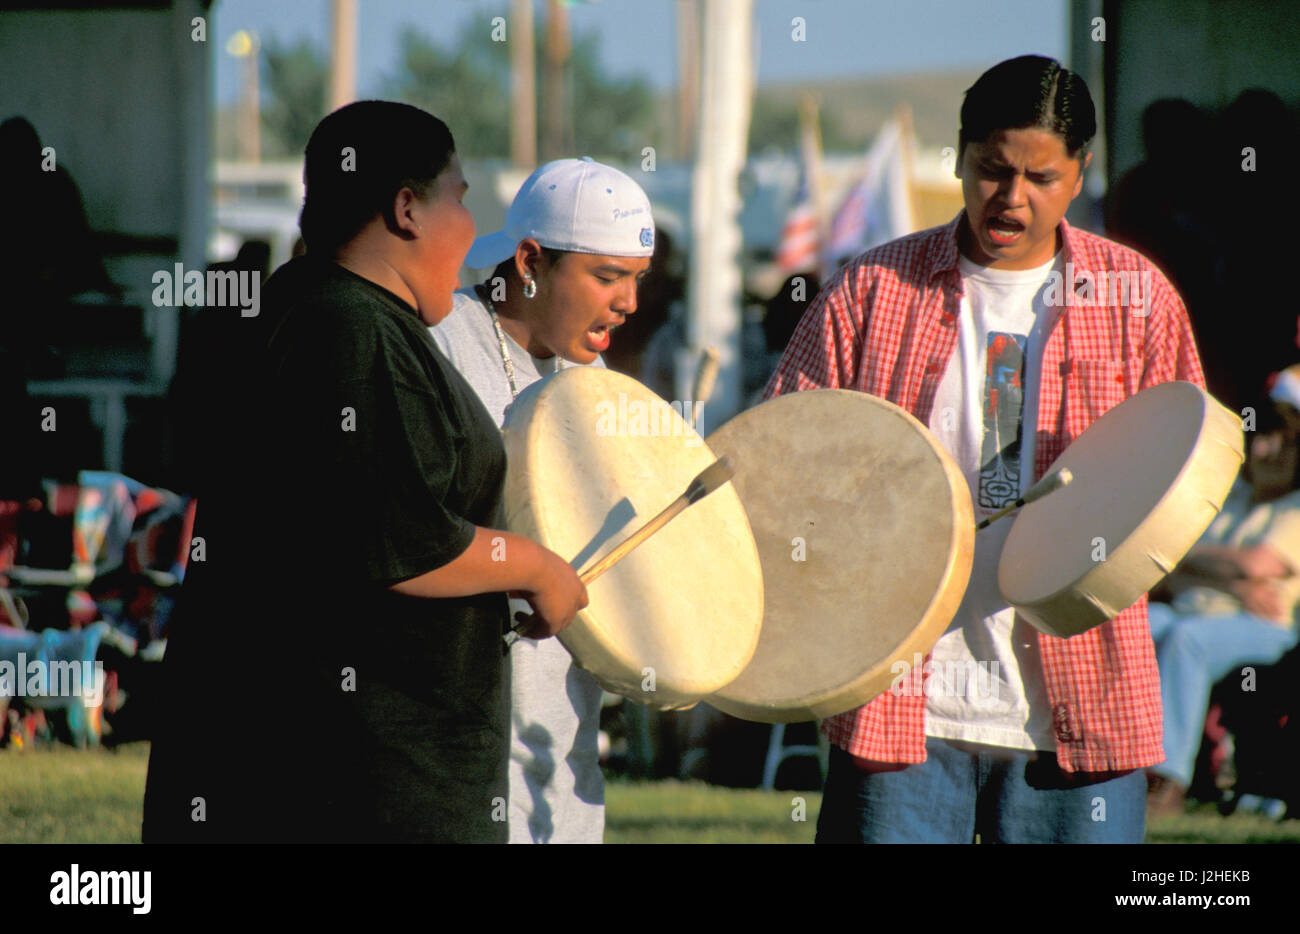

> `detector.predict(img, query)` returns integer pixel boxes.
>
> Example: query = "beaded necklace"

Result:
[477,285,563,399]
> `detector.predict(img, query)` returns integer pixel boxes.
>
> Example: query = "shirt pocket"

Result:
[1061,357,1128,428]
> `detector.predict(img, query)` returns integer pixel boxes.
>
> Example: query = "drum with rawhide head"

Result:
[501,367,764,709]
[704,389,975,723]
[998,381,1244,638]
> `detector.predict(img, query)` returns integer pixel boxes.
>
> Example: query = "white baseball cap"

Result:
[465,157,655,270]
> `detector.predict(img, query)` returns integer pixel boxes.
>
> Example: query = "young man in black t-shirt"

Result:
[144,102,587,843]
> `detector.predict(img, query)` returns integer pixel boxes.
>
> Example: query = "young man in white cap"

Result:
[430,157,654,843]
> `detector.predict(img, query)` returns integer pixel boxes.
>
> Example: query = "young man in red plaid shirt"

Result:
[765,56,1204,843]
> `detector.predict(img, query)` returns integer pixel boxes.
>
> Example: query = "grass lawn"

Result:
[606,780,821,843]
[1,743,1297,844]
[0,743,152,844]
[605,780,1300,844]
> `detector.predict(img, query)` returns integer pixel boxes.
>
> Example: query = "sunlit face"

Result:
[411,153,474,325]
[956,127,1090,270]
[529,252,652,364]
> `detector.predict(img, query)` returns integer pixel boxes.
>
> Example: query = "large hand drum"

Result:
[998,381,1244,638]
[704,390,975,722]
[501,367,764,709]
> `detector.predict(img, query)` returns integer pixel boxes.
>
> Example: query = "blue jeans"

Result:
[1147,601,1299,787]
[815,737,1146,843]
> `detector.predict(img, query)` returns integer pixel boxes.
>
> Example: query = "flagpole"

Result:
[895,103,919,233]
[798,94,830,278]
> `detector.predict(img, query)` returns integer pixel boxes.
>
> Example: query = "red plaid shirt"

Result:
[763,214,1205,773]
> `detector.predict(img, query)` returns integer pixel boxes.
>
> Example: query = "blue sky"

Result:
[212,0,1068,105]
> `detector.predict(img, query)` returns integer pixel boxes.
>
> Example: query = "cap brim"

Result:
[464,230,516,270]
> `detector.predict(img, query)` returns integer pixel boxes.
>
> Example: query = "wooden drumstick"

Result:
[504,456,736,645]
[690,347,720,431]
[975,468,1073,531]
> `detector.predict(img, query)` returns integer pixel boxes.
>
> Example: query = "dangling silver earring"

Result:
[523,276,537,299]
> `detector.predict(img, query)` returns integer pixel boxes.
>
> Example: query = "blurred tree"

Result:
[249,14,658,165]
[382,22,512,159]
[381,16,656,162]
[260,37,328,159]
[748,95,851,155]
[565,31,655,160]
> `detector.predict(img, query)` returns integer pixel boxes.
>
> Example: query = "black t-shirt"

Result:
[143,257,511,842]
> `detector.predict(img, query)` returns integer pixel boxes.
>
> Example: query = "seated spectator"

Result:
[0,116,114,305]
[1,116,117,390]
[1146,372,1300,816]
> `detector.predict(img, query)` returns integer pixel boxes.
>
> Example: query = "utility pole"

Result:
[541,0,571,161]
[328,0,357,113]
[226,30,260,162]
[676,0,699,161]
[510,0,537,167]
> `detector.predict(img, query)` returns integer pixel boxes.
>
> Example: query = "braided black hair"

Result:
[959,55,1097,161]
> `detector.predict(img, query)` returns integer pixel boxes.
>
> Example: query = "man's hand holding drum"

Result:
[388,526,587,637]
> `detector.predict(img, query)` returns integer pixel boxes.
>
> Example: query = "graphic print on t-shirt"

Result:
[978,332,1027,509]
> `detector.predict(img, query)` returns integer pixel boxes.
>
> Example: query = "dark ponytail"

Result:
[299,100,456,253]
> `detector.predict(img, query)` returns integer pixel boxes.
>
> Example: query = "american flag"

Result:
[823,118,913,275]
[775,167,821,274]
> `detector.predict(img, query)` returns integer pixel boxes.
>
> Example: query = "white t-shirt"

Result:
[923,253,1063,752]
[430,287,607,843]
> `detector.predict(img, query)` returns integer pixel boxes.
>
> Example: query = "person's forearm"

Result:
[387,527,549,599]
[1177,545,1251,583]
[1158,569,1237,602]
[1237,543,1293,580]
[1179,543,1293,584]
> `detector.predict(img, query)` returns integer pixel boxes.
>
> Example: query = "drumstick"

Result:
[690,347,720,431]
[975,468,1073,531]
[579,456,734,582]
[504,456,736,645]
